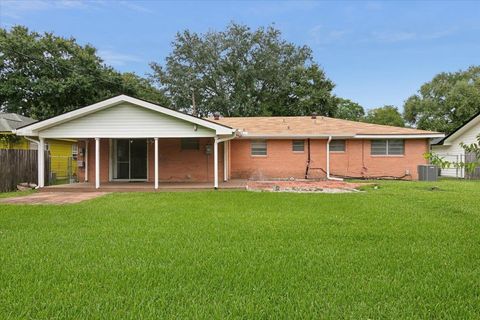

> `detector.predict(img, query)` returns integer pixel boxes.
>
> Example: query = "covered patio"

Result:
[15,95,237,190]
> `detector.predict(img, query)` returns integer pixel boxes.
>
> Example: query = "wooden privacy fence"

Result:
[0,150,50,192]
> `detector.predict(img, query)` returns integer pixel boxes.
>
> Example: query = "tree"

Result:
[364,105,405,127]
[333,98,365,121]
[404,66,480,133]
[150,23,336,117]
[0,26,167,120]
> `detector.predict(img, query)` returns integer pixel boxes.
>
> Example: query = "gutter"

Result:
[24,136,39,145]
[23,136,41,189]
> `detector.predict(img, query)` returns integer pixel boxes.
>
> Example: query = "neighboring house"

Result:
[1,112,78,182]
[15,95,443,189]
[432,111,480,178]
[0,113,37,149]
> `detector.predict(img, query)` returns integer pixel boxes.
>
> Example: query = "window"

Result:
[181,138,200,150]
[371,139,404,155]
[251,140,267,156]
[292,140,304,152]
[72,144,78,160]
[330,140,346,152]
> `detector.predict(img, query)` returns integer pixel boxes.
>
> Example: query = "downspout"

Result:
[23,136,42,189]
[217,133,236,182]
[326,136,343,181]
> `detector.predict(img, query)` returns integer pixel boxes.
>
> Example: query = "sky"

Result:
[1,0,479,111]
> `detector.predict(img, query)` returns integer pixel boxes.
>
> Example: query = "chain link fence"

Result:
[435,153,480,179]
[48,156,78,185]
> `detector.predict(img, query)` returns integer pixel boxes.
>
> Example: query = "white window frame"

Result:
[251,140,267,156]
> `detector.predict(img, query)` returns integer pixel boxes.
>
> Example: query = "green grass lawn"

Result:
[1,180,479,319]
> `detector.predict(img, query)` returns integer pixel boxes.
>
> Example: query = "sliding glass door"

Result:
[113,139,148,181]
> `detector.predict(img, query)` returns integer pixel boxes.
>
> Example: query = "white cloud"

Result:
[0,0,152,21]
[0,0,88,19]
[372,31,417,43]
[98,49,142,67]
[118,1,153,14]
[370,28,456,43]
[309,25,349,45]
[248,1,321,16]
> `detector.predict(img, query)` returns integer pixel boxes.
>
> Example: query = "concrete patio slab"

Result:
[0,192,109,205]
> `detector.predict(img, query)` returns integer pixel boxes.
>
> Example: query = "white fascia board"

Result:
[442,115,480,144]
[354,134,445,139]
[15,95,235,136]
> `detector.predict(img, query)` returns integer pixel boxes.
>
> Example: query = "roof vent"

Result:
[311,112,317,119]
[213,112,220,120]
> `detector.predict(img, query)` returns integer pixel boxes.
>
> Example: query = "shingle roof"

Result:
[210,116,441,137]
[0,113,37,132]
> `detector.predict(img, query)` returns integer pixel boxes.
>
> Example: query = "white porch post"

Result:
[223,141,228,182]
[38,137,45,188]
[154,138,159,190]
[95,138,100,189]
[214,137,219,189]
[85,140,89,182]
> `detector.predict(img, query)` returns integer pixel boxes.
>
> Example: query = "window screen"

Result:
[371,140,387,155]
[387,139,404,155]
[181,138,200,150]
[371,139,404,155]
[330,140,346,152]
[251,140,267,156]
[292,140,305,152]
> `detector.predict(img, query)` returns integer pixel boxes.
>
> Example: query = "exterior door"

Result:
[113,139,147,181]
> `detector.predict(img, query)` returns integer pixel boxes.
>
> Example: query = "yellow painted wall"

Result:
[47,139,78,181]
[0,135,30,149]
[0,134,78,182]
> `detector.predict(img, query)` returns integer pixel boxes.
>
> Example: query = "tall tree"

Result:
[364,105,405,127]
[0,26,167,120]
[334,98,365,121]
[150,23,336,117]
[404,66,480,133]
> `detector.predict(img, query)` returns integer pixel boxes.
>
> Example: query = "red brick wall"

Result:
[80,138,225,183]
[147,138,225,182]
[230,138,428,180]
[79,137,428,182]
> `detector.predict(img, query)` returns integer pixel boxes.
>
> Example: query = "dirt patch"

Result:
[0,192,109,205]
[247,180,367,193]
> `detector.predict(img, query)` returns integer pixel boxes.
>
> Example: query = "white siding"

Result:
[39,103,215,138]
[432,118,480,178]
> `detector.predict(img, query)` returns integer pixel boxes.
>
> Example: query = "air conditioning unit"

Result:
[418,165,438,181]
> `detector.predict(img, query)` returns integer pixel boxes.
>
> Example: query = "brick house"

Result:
[15,95,444,189]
